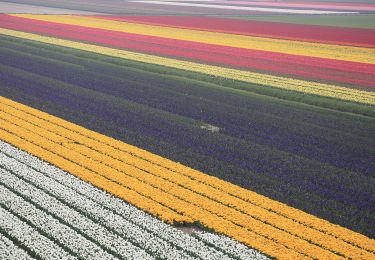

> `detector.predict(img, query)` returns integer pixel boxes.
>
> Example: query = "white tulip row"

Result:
[193,231,270,260]
[0,157,153,260]
[0,141,227,259]
[0,140,269,259]
[0,206,74,259]
[0,232,33,260]
[0,153,198,260]
[0,181,115,260]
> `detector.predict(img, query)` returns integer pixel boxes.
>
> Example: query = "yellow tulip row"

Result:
[0,28,374,106]
[1,97,374,259]
[13,14,375,65]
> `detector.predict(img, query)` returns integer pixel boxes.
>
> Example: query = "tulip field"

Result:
[0,0,374,259]
[0,138,270,260]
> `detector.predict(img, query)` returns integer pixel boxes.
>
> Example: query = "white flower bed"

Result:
[0,206,75,260]
[0,140,269,259]
[0,232,33,260]
[0,158,153,260]
[0,183,114,260]
[0,152,190,260]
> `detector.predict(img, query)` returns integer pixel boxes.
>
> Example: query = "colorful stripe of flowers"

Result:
[0,28,374,105]
[0,97,374,259]
[95,15,375,48]
[10,14,375,65]
[0,14,373,88]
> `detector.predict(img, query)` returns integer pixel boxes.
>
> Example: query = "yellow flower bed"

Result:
[1,97,374,259]
[0,28,374,106]
[12,14,375,65]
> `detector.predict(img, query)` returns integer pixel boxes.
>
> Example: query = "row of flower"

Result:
[0,230,38,259]
[0,14,373,88]
[0,97,374,259]
[11,14,375,65]
[1,28,372,106]
[0,172,121,259]
[94,15,375,48]
[0,205,75,259]
[4,14,375,75]
[0,140,268,259]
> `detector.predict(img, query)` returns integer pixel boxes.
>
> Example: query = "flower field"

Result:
[0,96,374,259]
[1,14,375,94]
[0,139,267,260]
[0,2,374,259]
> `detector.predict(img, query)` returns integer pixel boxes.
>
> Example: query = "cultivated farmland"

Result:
[0,0,374,259]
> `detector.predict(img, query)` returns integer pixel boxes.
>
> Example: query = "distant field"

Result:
[224,14,375,28]
[0,1,374,259]
[4,0,375,15]
[0,2,102,14]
